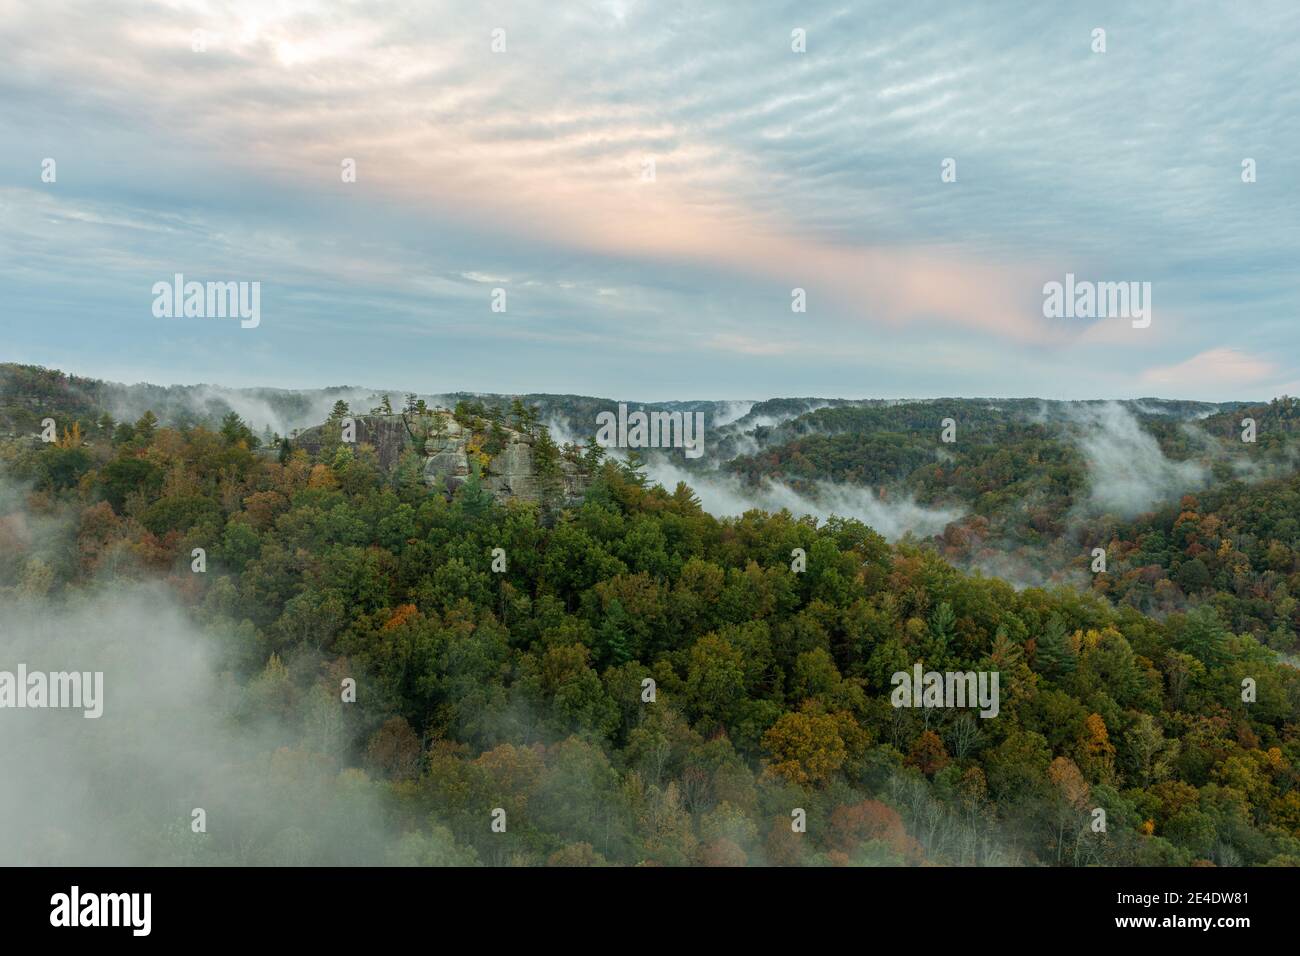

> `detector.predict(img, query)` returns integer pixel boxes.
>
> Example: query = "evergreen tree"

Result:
[457,461,493,519]
[1177,606,1229,666]
[220,411,258,448]
[1036,614,1077,678]
[510,397,528,432]
[583,436,606,471]
[533,426,564,516]
[596,599,632,666]
[134,410,158,445]
[622,450,649,487]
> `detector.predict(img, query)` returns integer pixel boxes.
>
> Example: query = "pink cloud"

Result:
[1140,348,1278,389]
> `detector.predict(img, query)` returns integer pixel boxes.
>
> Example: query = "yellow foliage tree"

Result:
[762,708,848,787]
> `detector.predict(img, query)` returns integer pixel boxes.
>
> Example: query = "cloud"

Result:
[1,1,1298,396]
[1140,348,1279,392]
[706,333,793,357]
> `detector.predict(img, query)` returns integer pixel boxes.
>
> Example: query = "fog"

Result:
[729,400,833,432]
[709,401,757,428]
[641,458,962,541]
[0,470,405,866]
[1067,402,1207,516]
[0,581,408,865]
[110,383,412,440]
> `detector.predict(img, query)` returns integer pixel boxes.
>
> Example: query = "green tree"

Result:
[1035,614,1077,678]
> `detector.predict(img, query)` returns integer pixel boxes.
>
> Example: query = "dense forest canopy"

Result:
[2,363,1298,867]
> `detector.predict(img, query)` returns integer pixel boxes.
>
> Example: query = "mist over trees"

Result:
[2,365,1299,866]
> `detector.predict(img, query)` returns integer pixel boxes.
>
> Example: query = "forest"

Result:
[2,363,1299,867]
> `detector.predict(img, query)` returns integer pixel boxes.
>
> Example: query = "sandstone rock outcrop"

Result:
[292,412,590,505]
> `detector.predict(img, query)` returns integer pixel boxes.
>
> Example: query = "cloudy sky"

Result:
[1,1,1297,401]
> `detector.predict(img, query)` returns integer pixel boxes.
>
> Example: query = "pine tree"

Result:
[534,426,560,477]
[532,427,564,517]
[510,397,527,431]
[1178,606,1228,666]
[457,462,493,519]
[622,450,649,487]
[597,599,632,666]
[134,410,158,445]
[990,626,1023,670]
[1036,614,1077,678]
[923,600,955,665]
[583,436,606,471]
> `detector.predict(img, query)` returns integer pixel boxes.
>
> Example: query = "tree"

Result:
[685,634,747,727]
[828,800,922,864]
[220,411,258,448]
[990,625,1024,670]
[1176,606,1229,666]
[133,410,158,445]
[595,598,632,667]
[510,397,528,431]
[925,600,955,662]
[533,426,564,514]
[583,436,607,471]
[365,716,422,781]
[1175,557,1211,593]
[547,843,609,866]
[1077,713,1116,783]
[984,730,1052,801]
[622,450,649,487]
[38,445,91,490]
[1036,614,1077,678]
[761,708,848,787]
[907,730,950,776]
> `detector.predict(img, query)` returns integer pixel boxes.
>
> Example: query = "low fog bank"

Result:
[641,458,962,541]
[709,400,757,428]
[961,550,1092,593]
[0,585,393,865]
[105,383,405,440]
[1068,403,1208,517]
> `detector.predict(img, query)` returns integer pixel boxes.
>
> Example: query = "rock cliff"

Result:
[292,411,590,505]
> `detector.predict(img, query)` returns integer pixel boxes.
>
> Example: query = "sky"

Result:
[1,0,1297,402]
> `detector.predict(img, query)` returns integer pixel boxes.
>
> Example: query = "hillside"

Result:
[2,363,1299,866]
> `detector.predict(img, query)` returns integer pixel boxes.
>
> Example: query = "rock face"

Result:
[293,412,589,505]
[419,416,590,503]
[294,415,412,469]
